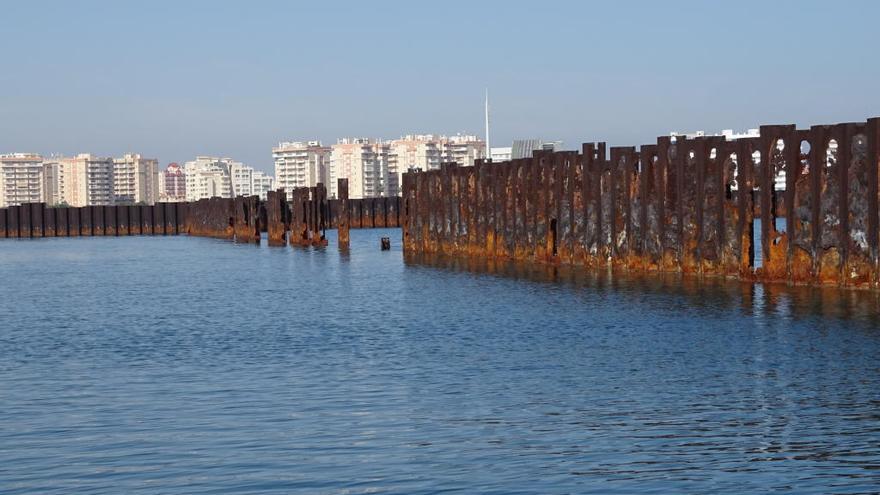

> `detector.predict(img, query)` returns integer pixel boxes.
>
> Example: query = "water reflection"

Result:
[405,252,880,324]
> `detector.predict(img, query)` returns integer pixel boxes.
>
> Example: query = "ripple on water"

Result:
[0,231,879,494]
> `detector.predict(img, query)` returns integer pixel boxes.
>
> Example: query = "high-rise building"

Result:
[84,155,116,206]
[42,154,115,207]
[230,163,275,200]
[43,157,82,207]
[442,134,486,168]
[44,154,115,207]
[329,138,391,199]
[389,135,443,173]
[273,141,330,198]
[0,153,44,207]
[161,163,186,202]
[251,171,275,200]
[385,134,485,196]
[184,156,234,201]
[113,153,159,204]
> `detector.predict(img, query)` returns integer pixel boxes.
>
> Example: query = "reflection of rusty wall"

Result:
[403,117,880,289]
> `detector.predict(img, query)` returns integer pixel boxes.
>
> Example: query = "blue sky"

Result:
[1,0,878,173]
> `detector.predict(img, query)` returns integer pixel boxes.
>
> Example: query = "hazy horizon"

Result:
[2,0,879,173]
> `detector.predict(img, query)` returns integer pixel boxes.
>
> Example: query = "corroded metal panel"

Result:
[20,202,32,238]
[362,197,374,230]
[69,207,81,237]
[91,206,104,236]
[0,208,8,238]
[104,205,117,236]
[153,203,166,235]
[31,203,44,237]
[266,190,286,246]
[140,204,153,235]
[233,196,259,243]
[8,206,21,238]
[0,208,9,238]
[164,202,178,235]
[116,205,129,236]
[44,204,57,237]
[129,205,141,235]
[337,180,349,248]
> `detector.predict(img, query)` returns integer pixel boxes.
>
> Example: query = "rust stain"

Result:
[399,116,880,290]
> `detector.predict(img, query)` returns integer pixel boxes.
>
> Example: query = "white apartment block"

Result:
[273,141,330,198]
[385,134,486,196]
[329,138,390,199]
[43,157,85,207]
[43,154,114,207]
[184,156,234,201]
[0,153,44,207]
[113,153,159,204]
[84,155,115,206]
[443,134,486,168]
[252,171,274,200]
[230,163,275,200]
[490,147,513,162]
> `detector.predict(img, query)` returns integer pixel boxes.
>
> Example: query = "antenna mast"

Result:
[484,89,490,161]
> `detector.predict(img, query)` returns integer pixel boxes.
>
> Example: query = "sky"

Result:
[1,0,879,174]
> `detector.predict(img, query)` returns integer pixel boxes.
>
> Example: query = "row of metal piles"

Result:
[401,117,880,289]
[0,202,185,238]
[186,179,401,248]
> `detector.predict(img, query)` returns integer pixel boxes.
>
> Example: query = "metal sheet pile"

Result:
[402,118,880,289]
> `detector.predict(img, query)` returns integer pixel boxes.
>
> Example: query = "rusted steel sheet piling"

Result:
[233,196,260,243]
[8,206,21,238]
[185,197,233,239]
[104,205,117,236]
[337,179,350,248]
[402,116,880,290]
[266,190,287,246]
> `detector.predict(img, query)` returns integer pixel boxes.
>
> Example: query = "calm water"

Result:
[1,230,879,494]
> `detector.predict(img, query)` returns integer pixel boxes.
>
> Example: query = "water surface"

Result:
[1,230,879,494]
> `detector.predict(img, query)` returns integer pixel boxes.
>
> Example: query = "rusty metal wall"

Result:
[402,117,880,289]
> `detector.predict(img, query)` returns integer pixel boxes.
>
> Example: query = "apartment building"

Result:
[273,141,330,198]
[184,156,234,201]
[113,153,159,204]
[0,153,44,207]
[230,163,275,200]
[41,154,114,207]
[385,134,485,196]
[329,138,392,199]
[442,134,486,168]
[251,171,275,200]
[161,163,186,202]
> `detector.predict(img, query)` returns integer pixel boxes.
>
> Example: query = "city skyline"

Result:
[3,1,879,174]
